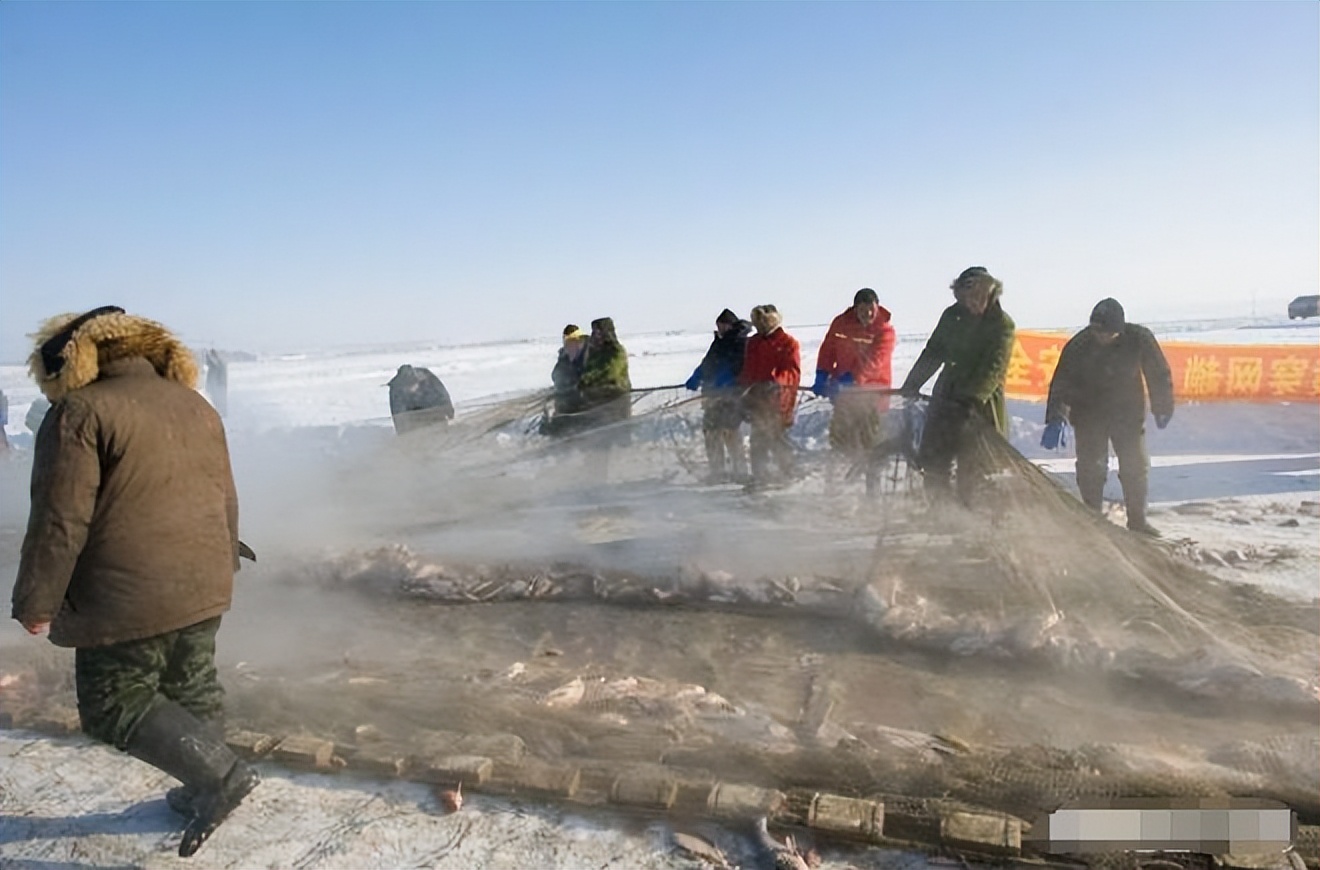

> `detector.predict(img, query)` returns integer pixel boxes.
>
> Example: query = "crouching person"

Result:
[11,307,258,858]
[388,364,455,435]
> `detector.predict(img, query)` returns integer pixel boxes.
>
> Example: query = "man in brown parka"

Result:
[11,306,258,857]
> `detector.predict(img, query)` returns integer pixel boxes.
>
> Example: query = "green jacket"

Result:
[1045,324,1173,428]
[902,301,1016,434]
[578,340,632,421]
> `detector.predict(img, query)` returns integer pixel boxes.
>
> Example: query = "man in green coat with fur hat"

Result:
[901,266,1016,503]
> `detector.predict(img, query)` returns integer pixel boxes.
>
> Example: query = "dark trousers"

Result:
[701,394,747,481]
[75,617,225,750]
[916,399,990,503]
[1073,419,1149,522]
[703,428,747,481]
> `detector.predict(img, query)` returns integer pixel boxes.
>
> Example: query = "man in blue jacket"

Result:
[685,309,753,483]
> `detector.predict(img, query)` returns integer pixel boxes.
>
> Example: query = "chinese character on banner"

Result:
[1225,357,1264,396]
[1005,339,1033,391]
[1037,344,1063,391]
[1268,357,1309,396]
[1182,355,1224,397]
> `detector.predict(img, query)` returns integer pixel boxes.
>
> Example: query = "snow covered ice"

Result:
[1,317,1317,868]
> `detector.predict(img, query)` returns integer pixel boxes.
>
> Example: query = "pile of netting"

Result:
[866,404,1318,709]
[196,386,1317,823]
[14,386,1310,835]
[356,386,1318,717]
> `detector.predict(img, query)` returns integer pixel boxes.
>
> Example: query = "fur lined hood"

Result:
[951,266,1004,303]
[27,308,199,401]
[750,304,783,333]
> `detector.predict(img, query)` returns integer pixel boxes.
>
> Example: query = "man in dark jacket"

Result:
[11,307,258,857]
[684,308,752,483]
[1043,298,1174,536]
[387,364,455,435]
[901,266,1016,504]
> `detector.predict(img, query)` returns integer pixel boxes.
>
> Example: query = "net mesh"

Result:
[6,389,1317,833]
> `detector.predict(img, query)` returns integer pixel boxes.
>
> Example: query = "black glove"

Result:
[1154,411,1172,430]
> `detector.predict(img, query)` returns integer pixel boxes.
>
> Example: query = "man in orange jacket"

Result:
[812,288,897,494]
[739,305,801,490]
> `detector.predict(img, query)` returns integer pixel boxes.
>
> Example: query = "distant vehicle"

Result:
[1287,294,1320,319]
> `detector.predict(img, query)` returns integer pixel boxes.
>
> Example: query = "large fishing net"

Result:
[5,386,1318,849]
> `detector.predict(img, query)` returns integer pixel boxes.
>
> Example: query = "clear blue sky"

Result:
[2,2,1316,361]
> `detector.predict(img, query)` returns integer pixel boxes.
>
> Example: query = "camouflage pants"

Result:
[75,616,225,750]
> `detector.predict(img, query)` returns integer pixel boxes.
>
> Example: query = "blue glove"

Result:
[684,368,702,392]
[1040,420,1066,450]
[713,368,736,389]
[810,370,831,398]
[837,372,854,389]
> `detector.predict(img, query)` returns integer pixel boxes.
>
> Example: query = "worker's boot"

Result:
[1076,469,1105,513]
[164,717,225,817]
[126,701,259,857]
[1121,472,1160,538]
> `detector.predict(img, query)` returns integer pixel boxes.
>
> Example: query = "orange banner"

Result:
[1006,331,1320,402]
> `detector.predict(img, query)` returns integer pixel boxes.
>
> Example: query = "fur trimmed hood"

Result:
[950,266,1004,303]
[27,309,199,401]
[750,304,783,333]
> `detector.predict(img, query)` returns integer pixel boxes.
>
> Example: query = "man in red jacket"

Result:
[812,288,897,494]
[739,304,801,489]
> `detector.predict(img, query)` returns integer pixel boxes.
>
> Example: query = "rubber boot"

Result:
[165,718,225,816]
[1078,483,1105,513]
[126,701,259,857]
[1121,472,1160,537]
